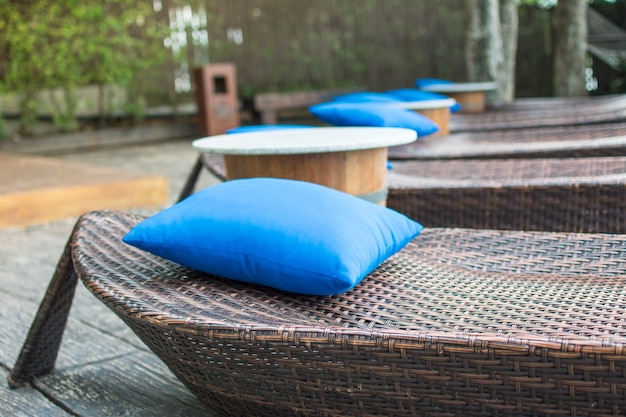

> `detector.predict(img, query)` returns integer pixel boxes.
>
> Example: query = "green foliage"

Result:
[0,115,6,140]
[611,59,626,93]
[0,0,169,135]
[590,0,626,27]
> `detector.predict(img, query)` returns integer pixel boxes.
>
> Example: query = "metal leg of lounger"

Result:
[177,154,204,202]
[8,239,79,388]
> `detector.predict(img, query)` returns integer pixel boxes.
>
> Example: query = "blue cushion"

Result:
[414,78,454,88]
[226,124,315,134]
[123,178,423,296]
[332,92,403,103]
[309,102,440,137]
[385,88,462,112]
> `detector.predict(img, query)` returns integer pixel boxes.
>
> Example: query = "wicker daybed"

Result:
[449,94,626,132]
[386,156,626,233]
[180,118,626,201]
[9,209,626,416]
[179,155,626,234]
[388,121,626,160]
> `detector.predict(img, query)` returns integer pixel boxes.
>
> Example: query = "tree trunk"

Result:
[552,0,588,97]
[466,0,519,105]
[466,0,502,83]
[497,0,518,104]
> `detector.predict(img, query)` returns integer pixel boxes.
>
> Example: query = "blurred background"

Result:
[0,0,624,138]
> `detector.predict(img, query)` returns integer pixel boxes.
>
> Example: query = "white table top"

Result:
[193,126,417,155]
[420,81,497,93]
[394,99,456,110]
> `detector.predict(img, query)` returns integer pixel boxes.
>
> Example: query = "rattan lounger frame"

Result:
[450,94,626,132]
[9,210,626,416]
[388,122,626,160]
[179,155,626,234]
[386,156,626,233]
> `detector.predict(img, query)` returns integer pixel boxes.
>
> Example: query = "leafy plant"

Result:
[0,0,169,135]
[0,114,6,140]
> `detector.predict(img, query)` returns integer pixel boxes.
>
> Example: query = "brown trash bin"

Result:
[193,63,240,136]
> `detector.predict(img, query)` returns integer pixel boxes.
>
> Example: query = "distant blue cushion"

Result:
[123,178,423,296]
[227,124,315,134]
[385,88,462,113]
[332,92,403,103]
[414,78,454,88]
[309,102,440,137]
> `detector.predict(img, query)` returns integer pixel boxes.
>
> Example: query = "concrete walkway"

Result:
[1,138,222,416]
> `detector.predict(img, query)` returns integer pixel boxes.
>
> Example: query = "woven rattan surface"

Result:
[387,156,626,233]
[188,155,626,233]
[389,122,626,160]
[450,94,626,132]
[39,210,626,416]
[497,95,626,111]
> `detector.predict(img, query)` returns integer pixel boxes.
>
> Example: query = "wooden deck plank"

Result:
[1,268,155,351]
[0,141,226,416]
[0,153,169,228]
[0,291,139,371]
[0,223,141,348]
[2,281,215,416]
[0,368,72,417]
[34,351,216,416]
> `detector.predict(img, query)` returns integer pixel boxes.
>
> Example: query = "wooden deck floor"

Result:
[1,140,221,416]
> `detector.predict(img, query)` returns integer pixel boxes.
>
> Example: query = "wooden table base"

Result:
[224,148,389,205]
[447,91,486,113]
[413,107,451,136]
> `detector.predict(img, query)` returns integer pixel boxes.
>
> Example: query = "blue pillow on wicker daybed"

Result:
[414,78,454,88]
[226,124,315,134]
[123,178,423,296]
[309,102,440,137]
[332,92,403,103]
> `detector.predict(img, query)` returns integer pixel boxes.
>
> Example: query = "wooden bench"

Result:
[0,153,169,228]
[253,87,362,124]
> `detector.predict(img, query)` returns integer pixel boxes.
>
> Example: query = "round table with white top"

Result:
[193,126,417,205]
[419,81,497,113]
[394,98,457,135]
